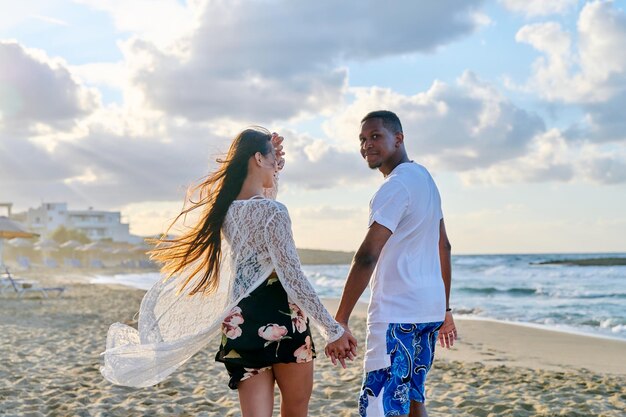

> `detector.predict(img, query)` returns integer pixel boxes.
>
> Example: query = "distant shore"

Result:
[297,248,354,265]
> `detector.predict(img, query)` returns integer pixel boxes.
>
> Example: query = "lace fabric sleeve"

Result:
[263,206,344,343]
[262,173,279,200]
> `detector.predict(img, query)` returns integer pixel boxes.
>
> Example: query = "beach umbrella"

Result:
[34,238,60,267]
[34,238,60,252]
[60,240,82,249]
[7,238,34,248]
[131,243,152,254]
[0,216,39,267]
[78,241,111,252]
[110,247,131,255]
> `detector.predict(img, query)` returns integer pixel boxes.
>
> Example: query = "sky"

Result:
[1,0,625,254]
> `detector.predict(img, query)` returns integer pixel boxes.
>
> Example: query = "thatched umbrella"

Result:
[78,241,111,252]
[8,238,34,248]
[78,240,113,268]
[34,238,61,267]
[60,240,83,267]
[60,240,82,250]
[0,217,39,267]
[131,243,152,256]
[34,238,60,252]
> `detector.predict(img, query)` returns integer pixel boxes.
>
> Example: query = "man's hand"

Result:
[324,325,358,369]
[271,132,285,171]
[438,311,457,348]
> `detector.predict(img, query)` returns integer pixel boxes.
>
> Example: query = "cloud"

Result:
[325,71,545,171]
[0,106,233,209]
[0,101,370,213]
[578,143,626,184]
[511,2,626,144]
[512,2,626,145]
[460,129,574,184]
[74,0,198,48]
[289,205,369,251]
[70,62,127,91]
[500,0,577,17]
[120,0,488,122]
[0,41,99,132]
[461,129,626,185]
[30,15,68,26]
[564,90,626,143]
[515,1,626,104]
[275,130,377,190]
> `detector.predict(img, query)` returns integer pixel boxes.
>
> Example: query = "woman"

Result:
[101,127,357,417]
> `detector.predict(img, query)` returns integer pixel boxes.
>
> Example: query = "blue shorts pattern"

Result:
[359,322,442,417]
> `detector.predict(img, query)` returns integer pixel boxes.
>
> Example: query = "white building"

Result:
[13,202,140,243]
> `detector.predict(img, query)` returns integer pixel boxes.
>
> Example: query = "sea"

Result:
[91,253,626,341]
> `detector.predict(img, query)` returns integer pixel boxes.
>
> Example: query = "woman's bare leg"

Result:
[238,368,275,417]
[273,361,314,417]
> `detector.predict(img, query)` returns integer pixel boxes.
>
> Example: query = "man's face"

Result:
[359,118,398,170]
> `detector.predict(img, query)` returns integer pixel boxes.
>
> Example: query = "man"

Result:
[326,110,457,417]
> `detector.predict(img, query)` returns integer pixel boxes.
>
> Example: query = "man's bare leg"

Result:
[409,400,428,417]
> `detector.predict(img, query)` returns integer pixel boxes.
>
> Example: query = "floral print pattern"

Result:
[216,274,316,390]
[281,302,308,333]
[293,335,314,363]
[258,323,288,342]
[222,306,244,340]
[241,366,272,382]
[259,323,292,356]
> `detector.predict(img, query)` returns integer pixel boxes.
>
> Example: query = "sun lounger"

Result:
[44,258,58,268]
[64,258,81,268]
[1,267,65,299]
[90,259,105,269]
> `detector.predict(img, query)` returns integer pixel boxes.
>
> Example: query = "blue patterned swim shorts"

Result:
[359,322,442,417]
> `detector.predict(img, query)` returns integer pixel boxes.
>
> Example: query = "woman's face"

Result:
[258,144,278,188]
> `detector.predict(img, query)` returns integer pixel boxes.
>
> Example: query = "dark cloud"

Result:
[0,41,98,132]
[582,155,626,184]
[329,71,546,171]
[278,132,376,190]
[571,91,626,143]
[0,122,231,210]
[132,0,487,121]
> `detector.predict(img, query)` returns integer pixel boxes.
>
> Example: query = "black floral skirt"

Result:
[215,272,316,389]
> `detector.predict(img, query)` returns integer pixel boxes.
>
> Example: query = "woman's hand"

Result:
[324,325,358,368]
[271,132,285,171]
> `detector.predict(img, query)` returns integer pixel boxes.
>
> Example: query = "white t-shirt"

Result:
[367,162,446,324]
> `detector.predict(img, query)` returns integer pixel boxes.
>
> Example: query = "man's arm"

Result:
[334,222,392,326]
[439,219,452,309]
[438,218,457,348]
[325,222,392,364]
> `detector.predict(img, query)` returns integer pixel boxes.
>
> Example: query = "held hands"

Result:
[438,311,458,348]
[324,324,358,369]
[271,132,285,171]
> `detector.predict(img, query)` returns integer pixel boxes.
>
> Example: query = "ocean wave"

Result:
[459,286,537,296]
[459,286,626,300]
[576,293,626,299]
[452,307,483,315]
[314,277,345,288]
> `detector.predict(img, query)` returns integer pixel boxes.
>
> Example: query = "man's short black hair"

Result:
[361,110,403,134]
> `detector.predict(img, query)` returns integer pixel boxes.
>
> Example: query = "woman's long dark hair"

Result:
[149,127,273,295]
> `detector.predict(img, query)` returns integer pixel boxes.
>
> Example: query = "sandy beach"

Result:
[1,271,625,416]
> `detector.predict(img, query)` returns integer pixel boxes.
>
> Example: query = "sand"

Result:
[1,271,625,416]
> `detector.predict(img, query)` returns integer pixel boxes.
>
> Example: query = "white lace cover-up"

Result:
[101,198,344,387]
